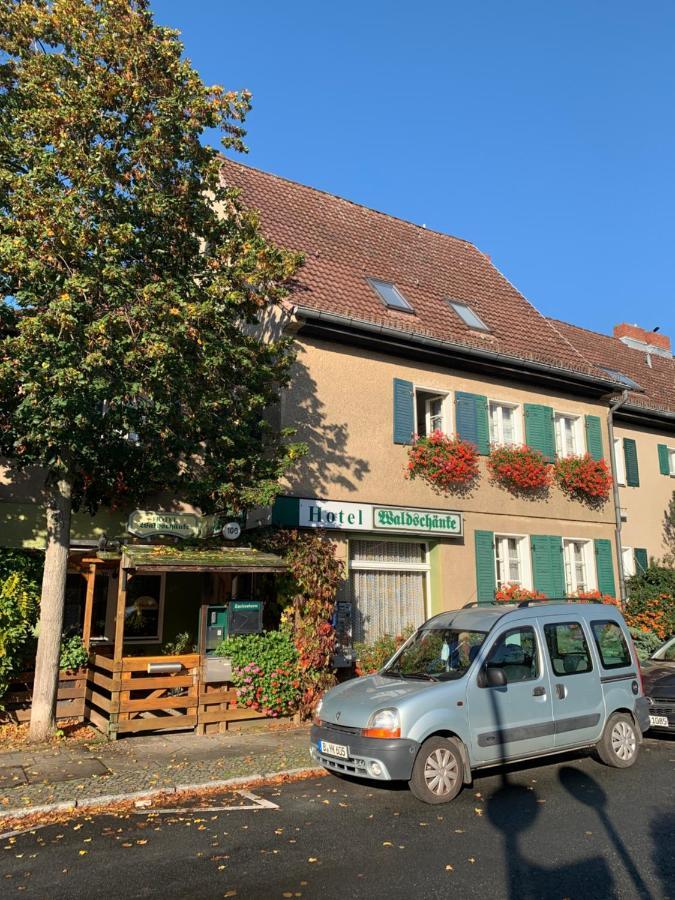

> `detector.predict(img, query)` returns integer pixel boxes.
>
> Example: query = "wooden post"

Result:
[109,563,128,739]
[82,562,97,650]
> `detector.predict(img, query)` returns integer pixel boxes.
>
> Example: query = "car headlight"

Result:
[313,697,323,724]
[362,708,400,739]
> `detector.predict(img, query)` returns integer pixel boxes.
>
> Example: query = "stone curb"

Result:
[0,766,324,824]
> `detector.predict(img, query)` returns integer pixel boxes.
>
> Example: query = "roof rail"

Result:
[516,597,604,608]
[462,601,508,609]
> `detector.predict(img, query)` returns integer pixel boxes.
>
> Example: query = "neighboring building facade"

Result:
[551,320,675,578]
[219,160,675,644]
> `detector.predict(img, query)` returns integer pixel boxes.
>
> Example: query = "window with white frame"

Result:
[349,540,429,643]
[563,539,595,594]
[489,401,521,445]
[554,413,582,457]
[622,547,636,578]
[669,447,675,475]
[124,573,165,642]
[613,437,626,485]
[415,388,450,437]
[494,535,530,588]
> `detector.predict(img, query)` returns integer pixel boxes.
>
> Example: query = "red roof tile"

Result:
[550,318,675,416]
[220,159,605,379]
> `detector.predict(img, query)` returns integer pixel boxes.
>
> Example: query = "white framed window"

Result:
[123,573,166,643]
[554,413,582,457]
[622,547,636,578]
[489,400,521,445]
[669,447,675,476]
[349,540,429,643]
[613,437,626,485]
[414,387,450,437]
[494,535,531,589]
[563,539,596,594]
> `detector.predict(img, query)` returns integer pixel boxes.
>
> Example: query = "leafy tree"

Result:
[0,0,303,740]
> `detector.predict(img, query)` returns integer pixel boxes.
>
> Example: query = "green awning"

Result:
[120,544,287,574]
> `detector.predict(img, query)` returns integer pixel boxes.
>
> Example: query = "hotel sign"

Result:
[127,510,230,540]
[295,498,462,537]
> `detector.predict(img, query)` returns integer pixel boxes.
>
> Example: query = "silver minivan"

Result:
[310,601,650,804]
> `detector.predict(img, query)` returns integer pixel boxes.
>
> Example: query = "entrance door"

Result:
[541,617,605,749]
[467,621,554,765]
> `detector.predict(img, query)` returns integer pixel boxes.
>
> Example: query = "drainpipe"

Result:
[607,390,629,608]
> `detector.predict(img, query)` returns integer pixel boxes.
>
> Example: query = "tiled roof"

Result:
[220,159,609,380]
[550,318,675,417]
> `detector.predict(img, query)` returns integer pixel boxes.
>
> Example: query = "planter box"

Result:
[202,655,233,683]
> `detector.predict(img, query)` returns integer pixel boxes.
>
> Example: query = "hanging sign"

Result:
[285,498,463,537]
[127,510,202,540]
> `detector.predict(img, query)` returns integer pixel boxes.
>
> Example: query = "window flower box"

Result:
[406,431,479,493]
[487,445,552,493]
[553,454,612,502]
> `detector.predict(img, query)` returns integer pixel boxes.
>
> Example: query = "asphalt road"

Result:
[2,736,673,900]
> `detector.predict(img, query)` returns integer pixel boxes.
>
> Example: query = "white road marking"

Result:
[131,789,280,815]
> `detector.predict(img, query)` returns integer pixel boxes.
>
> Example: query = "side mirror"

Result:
[479,665,507,688]
[487,666,507,687]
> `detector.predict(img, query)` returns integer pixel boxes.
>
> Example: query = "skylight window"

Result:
[599,367,642,391]
[367,278,414,312]
[448,300,489,332]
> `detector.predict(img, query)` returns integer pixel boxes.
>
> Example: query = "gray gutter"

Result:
[607,391,629,608]
[293,305,626,394]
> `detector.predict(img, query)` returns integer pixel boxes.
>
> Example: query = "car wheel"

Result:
[595,712,640,768]
[409,737,464,804]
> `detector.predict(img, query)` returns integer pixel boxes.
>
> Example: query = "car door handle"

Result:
[532,686,546,697]
[555,683,567,700]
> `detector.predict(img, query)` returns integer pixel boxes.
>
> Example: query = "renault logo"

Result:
[335,711,341,721]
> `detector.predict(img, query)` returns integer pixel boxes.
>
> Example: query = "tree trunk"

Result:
[28,477,72,742]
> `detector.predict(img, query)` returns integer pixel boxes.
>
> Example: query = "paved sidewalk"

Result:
[0,725,312,818]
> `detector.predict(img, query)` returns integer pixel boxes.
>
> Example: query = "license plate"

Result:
[319,740,349,759]
[649,715,669,727]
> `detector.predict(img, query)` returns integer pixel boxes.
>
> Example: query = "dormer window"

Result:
[367,278,414,312]
[448,300,489,332]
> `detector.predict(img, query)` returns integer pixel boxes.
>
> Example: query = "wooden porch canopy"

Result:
[119,543,288,574]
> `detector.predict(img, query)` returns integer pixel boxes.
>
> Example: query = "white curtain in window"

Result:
[350,570,426,643]
[351,540,425,566]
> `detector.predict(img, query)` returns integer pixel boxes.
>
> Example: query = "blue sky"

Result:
[156,1,675,338]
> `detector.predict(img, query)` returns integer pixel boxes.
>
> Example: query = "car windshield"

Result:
[382,627,487,681]
[652,636,675,662]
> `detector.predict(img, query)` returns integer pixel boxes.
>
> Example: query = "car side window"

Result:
[484,626,539,684]
[543,621,593,676]
[590,620,632,669]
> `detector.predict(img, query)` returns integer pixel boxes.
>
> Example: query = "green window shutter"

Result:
[524,404,555,461]
[475,395,490,455]
[530,535,565,598]
[393,378,414,444]
[623,438,640,487]
[474,530,496,604]
[594,539,616,597]
[455,392,490,454]
[584,415,603,461]
[634,548,648,575]
[657,444,670,476]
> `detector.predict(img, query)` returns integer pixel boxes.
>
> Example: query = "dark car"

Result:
[641,636,675,733]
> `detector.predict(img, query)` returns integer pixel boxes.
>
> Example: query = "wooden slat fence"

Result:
[0,668,87,724]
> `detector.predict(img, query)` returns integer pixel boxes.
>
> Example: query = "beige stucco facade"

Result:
[276,336,622,613]
[614,421,675,563]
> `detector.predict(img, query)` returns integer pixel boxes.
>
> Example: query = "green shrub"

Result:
[161,631,195,655]
[215,629,301,717]
[0,571,39,706]
[355,627,415,675]
[58,635,89,671]
[625,565,675,639]
[629,627,663,661]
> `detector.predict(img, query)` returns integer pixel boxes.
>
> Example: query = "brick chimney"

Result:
[614,323,671,355]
